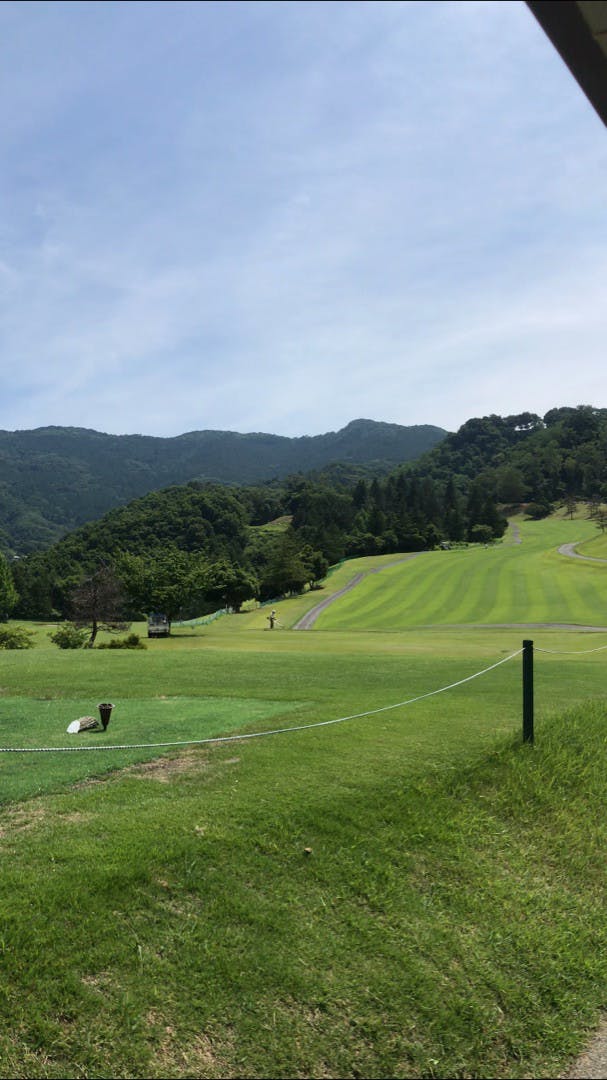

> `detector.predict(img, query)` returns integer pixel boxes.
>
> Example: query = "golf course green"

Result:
[0,510,606,1079]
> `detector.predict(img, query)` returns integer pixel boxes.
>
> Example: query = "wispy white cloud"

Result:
[0,0,605,437]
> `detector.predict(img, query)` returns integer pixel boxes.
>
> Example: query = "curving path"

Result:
[293,573,365,630]
[559,541,607,564]
[293,554,426,630]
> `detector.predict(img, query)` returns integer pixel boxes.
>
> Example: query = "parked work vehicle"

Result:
[147,613,170,638]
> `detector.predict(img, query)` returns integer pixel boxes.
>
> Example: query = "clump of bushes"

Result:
[49,623,89,649]
[526,501,554,519]
[97,633,146,650]
[0,625,35,649]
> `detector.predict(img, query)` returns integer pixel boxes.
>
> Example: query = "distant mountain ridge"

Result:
[0,419,447,553]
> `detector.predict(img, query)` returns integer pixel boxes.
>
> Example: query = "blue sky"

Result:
[1,0,605,438]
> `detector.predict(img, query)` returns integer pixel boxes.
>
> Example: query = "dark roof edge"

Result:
[527,1,607,127]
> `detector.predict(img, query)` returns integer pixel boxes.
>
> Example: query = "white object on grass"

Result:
[67,717,99,734]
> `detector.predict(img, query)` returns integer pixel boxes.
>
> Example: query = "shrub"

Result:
[97,633,146,650]
[49,623,89,649]
[469,524,494,545]
[526,501,553,520]
[400,533,426,552]
[0,625,35,649]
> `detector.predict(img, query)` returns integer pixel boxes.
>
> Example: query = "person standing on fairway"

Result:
[267,609,277,629]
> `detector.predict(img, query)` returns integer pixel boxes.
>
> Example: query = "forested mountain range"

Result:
[9,404,606,624]
[0,419,446,554]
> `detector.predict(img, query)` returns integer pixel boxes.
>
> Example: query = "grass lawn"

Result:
[312,516,606,630]
[1,512,606,1078]
[577,531,607,559]
[0,695,305,803]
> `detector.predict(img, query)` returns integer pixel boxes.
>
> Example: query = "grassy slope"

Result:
[1,513,606,1078]
[2,700,607,1079]
[1,629,605,801]
[577,532,607,558]
[314,517,606,630]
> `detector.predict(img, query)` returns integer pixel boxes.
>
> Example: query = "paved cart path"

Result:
[560,1017,607,1078]
[293,554,426,630]
[559,541,607,564]
[509,522,522,544]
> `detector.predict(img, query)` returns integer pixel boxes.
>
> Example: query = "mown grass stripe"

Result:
[314,517,606,630]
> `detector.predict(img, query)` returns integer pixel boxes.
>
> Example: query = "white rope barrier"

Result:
[0,649,523,754]
[536,643,607,655]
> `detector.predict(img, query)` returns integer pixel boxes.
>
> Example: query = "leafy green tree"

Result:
[299,546,329,589]
[119,549,208,630]
[495,466,527,504]
[12,555,54,619]
[352,479,368,510]
[399,533,426,552]
[204,560,259,613]
[586,495,602,520]
[595,508,607,534]
[465,478,506,540]
[442,478,466,540]
[346,531,382,557]
[469,524,494,545]
[525,502,553,520]
[261,530,309,599]
[0,555,18,618]
[424,523,442,549]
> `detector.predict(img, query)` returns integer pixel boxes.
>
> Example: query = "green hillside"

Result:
[0,419,446,554]
[408,405,607,510]
[7,405,607,628]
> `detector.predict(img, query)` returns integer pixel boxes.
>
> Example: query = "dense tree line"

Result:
[7,405,606,623]
[10,471,506,622]
[409,406,607,514]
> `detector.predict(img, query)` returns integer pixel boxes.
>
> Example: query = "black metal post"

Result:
[522,640,534,744]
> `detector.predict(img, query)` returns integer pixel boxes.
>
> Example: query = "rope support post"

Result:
[522,639,534,744]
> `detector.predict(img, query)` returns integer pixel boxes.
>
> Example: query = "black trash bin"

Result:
[98,703,114,730]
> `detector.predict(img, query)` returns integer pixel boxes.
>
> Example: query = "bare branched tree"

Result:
[70,564,129,647]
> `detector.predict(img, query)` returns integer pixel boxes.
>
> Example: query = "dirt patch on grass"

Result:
[71,749,240,793]
[81,971,117,992]
[124,750,241,783]
[145,1010,233,1079]
[0,803,50,838]
[0,804,96,842]
[124,750,211,783]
